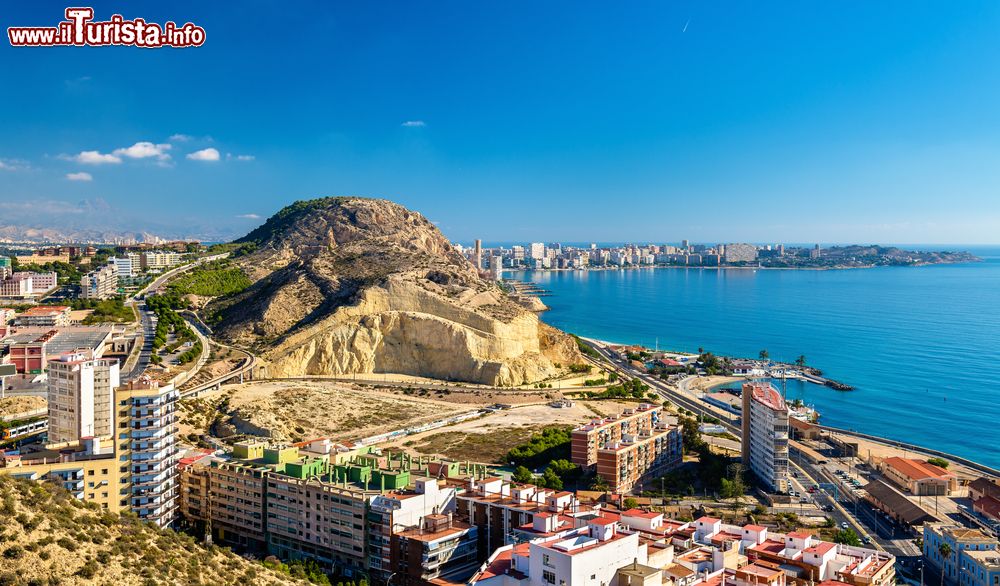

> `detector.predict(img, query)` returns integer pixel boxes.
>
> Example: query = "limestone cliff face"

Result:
[211,197,581,385]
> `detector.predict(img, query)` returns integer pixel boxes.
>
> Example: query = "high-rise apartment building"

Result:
[47,352,120,443]
[741,382,789,493]
[117,378,180,527]
[81,263,119,300]
[529,242,545,260]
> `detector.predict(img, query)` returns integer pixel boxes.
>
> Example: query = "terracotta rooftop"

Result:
[883,457,954,480]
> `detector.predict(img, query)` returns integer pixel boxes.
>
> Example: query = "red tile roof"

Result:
[622,508,661,519]
[883,457,954,480]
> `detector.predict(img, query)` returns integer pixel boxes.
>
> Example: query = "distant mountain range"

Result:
[0,224,237,245]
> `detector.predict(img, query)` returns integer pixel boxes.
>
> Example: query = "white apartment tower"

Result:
[117,377,180,527]
[529,242,546,260]
[741,382,789,493]
[47,352,121,443]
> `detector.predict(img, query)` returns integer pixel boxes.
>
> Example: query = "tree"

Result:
[591,475,610,492]
[795,355,807,367]
[512,466,534,484]
[759,349,769,361]
[939,542,952,586]
[927,457,950,469]
[541,468,563,491]
[622,497,639,510]
[833,528,861,547]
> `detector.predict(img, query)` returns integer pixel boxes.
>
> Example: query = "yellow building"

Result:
[0,377,179,525]
[0,436,124,512]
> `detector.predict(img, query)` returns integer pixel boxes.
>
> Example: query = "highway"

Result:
[122,299,156,381]
[119,252,231,383]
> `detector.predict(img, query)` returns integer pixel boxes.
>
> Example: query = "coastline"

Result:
[505,258,980,275]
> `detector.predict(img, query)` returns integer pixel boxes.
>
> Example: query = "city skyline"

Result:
[3,2,1000,244]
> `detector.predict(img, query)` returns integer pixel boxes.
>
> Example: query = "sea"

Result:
[509,246,1000,470]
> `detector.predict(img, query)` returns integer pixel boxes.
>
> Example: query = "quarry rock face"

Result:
[211,197,581,385]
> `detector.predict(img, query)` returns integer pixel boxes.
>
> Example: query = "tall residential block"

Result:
[741,382,789,493]
[47,352,120,443]
[117,378,180,527]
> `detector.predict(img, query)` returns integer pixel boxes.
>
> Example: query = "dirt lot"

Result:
[383,399,643,463]
[0,396,46,418]
[178,380,476,444]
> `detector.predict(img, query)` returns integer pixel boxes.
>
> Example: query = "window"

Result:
[543,571,556,585]
[543,554,553,567]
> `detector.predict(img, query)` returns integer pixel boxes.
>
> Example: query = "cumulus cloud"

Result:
[113,141,172,162]
[236,213,261,219]
[169,133,192,142]
[186,148,220,162]
[71,150,122,165]
[401,120,426,127]
[66,172,93,182]
[0,159,27,171]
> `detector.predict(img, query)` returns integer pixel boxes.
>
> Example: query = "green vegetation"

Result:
[74,298,136,324]
[927,457,950,469]
[262,558,332,585]
[580,377,649,400]
[146,293,203,363]
[833,528,862,546]
[168,260,251,297]
[506,426,573,469]
[622,497,639,510]
[0,474,305,585]
[567,364,592,374]
[698,352,734,376]
[644,415,743,499]
[573,335,601,359]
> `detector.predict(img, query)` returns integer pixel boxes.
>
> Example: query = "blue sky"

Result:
[2,1,1000,244]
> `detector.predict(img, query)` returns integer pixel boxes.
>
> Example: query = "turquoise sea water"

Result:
[510,247,1000,469]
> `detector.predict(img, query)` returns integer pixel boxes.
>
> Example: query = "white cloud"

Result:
[235,154,255,161]
[113,141,172,162]
[236,213,261,220]
[0,159,25,171]
[169,134,192,142]
[401,120,426,127]
[71,150,122,165]
[186,148,221,162]
[66,172,93,182]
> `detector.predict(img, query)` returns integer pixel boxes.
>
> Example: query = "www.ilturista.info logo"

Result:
[7,7,205,48]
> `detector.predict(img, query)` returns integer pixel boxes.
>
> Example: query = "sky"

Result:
[2,1,1000,244]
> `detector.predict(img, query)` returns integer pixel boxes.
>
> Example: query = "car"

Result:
[862,536,871,544]
[823,505,834,512]
[841,522,850,529]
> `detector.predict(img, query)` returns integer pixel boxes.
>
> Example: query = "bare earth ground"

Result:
[178,380,477,443]
[382,399,642,463]
[0,396,46,418]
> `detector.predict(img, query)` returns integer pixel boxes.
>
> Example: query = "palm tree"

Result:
[759,349,769,361]
[795,355,807,367]
[939,542,952,586]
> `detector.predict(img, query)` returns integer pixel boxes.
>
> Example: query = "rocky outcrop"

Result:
[210,197,581,385]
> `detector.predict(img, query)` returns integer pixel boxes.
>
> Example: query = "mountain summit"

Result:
[211,197,580,385]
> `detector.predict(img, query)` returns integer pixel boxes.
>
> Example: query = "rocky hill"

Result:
[208,197,580,385]
[0,475,305,586]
